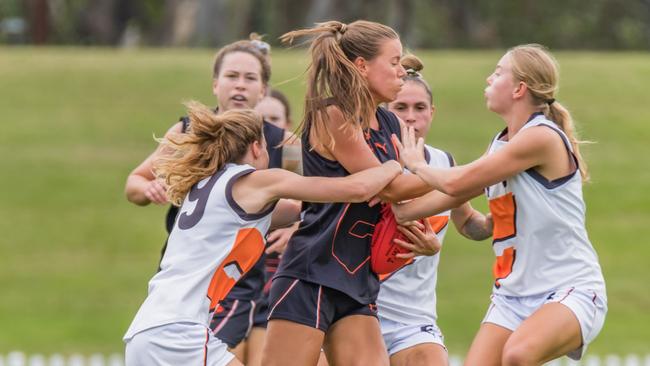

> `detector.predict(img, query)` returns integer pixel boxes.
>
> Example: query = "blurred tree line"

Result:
[2,0,650,49]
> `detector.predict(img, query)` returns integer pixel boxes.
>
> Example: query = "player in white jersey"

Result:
[378,55,493,366]
[123,103,404,366]
[391,44,606,365]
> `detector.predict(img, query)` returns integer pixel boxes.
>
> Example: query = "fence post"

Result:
[26,355,45,366]
[7,352,25,366]
[605,354,622,366]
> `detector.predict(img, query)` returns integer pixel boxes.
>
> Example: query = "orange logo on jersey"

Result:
[206,228,265,312]
[489,192,517,242]
[374,142,388,154]
[493,246,516,288]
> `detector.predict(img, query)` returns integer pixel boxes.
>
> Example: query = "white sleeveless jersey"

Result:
[124,164,274,340]
[486,114,605,297]
[376,145,454,325]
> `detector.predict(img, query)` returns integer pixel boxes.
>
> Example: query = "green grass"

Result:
[0,47,648,355]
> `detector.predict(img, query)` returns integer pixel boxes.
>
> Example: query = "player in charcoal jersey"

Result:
[244,87,302,366]
[123,38,296,361]
[124,104,403,366]
[392,44,606,365]
[262,21,440,366]
[377,54,493,366]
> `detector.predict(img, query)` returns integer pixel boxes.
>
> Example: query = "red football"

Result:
[370,204,415,275]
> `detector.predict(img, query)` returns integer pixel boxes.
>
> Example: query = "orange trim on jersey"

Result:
[426,216,449,234]
[489,192,517,241]
[331,203,371,274]
[348,220,375,239]
[206,228,265,311]
[390,141,400,161]
[493,246,516,288]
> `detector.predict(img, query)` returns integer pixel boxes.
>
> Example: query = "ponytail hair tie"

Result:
[250,39,270,55]
[547,98,555,105]
[335,24,347,42]
[405,68,421,78]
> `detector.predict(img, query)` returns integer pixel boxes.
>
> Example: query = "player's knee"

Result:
[352,354,389,366]
[403,346,447,366]
[501,343,536,366]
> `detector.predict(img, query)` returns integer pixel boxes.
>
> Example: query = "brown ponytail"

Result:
[401,54,433,104]
[281,20,399,150]
[508,44,590,181]
[154,101,264,205]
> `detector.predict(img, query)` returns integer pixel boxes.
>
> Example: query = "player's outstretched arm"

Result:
[391,189,471,224]
[229,160,402,218]
[394,124,556,197]
[266,160,403,203]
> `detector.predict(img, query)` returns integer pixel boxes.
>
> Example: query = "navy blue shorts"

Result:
[267,276,378,333]
[209,298,256,348]
[252,296,269,328]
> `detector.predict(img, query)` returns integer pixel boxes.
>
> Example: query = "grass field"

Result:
[0,47,648,355]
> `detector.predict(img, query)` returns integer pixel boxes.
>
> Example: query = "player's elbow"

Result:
[125,189,148,206]
[124,179,150,206]
[378,189,401,203]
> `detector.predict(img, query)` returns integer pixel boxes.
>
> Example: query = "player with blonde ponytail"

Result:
[262,20,437,366]
[124,102,404,366]
[393,44,606,365]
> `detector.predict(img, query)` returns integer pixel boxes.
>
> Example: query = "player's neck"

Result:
[502,103,539,140]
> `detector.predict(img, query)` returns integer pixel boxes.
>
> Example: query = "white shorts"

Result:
[125,322,236,366]
[379,315,446,356]
[483,288,607,360]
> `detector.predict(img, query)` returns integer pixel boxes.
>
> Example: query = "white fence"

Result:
[1,352,649,366]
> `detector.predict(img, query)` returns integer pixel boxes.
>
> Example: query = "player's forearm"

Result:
[377,173,432,203]
[394,190,465,223]
[125,175,152,206]
[458,210,493,241]
[351,161,403,202]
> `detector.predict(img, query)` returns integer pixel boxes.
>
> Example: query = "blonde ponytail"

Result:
[508,44,590,181]
[282,20,399,151]
[154,102,264,205]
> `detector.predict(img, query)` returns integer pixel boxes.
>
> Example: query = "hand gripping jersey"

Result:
[124,164,275,340]
[485,113,605,297]
[376,145,454,325]
[275,107,401,304]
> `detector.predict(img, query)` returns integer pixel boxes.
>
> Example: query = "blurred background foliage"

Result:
[2,0,650,49]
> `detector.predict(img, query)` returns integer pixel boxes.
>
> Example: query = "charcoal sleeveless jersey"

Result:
[125,164,275,340]
[160,116,285,302]
[275,107,402,304]
[485,112,605,297]
[376,145,454,325]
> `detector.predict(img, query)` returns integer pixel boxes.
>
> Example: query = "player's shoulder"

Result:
[425,144,455,168]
